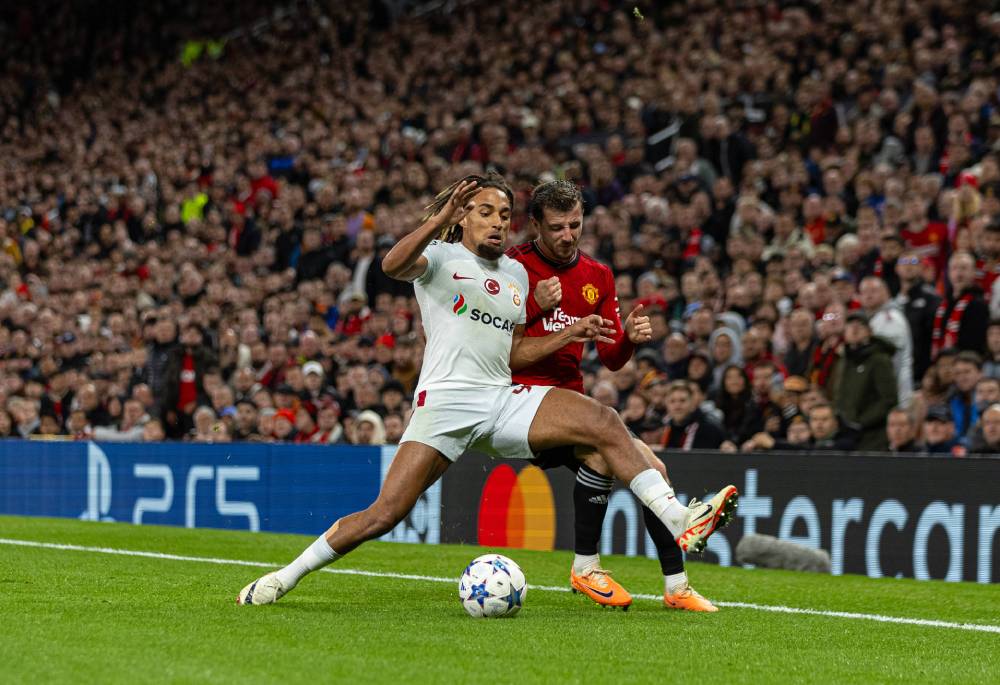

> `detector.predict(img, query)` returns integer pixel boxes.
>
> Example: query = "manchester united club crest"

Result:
[582,283,599,305]
[508,282,522,307]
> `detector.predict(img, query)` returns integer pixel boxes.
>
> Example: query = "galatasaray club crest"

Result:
[582,283,599,305]
[509,282,522,307]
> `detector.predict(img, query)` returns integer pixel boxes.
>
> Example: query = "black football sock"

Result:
[643,503,685,576]
[572,464,613,572]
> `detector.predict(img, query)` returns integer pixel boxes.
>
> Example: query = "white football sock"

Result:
[274,534,340,589]
[629,469,688,539]
[573,553,600,575]
[665,571,688,595]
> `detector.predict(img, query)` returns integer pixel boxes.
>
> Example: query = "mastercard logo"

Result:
[477,464,555,550]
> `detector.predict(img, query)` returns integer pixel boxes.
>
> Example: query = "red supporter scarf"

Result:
[811,338,841,388]
[932,293,973,359]
[661,422,699,450]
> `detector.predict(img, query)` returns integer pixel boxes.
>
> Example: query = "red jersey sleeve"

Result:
[524,288,545,327]
[595,268,634,371]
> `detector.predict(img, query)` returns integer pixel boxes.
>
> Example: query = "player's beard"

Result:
[476,242,504,260]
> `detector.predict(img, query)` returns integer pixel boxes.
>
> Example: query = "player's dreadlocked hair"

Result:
[423,170,514,243]
[528,180,583,223]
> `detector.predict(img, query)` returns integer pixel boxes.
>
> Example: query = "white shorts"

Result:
[400,384,553,462]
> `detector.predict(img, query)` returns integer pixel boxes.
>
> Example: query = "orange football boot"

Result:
[570,567,633,611]
[664,585,719,612]
[675,485,739,554]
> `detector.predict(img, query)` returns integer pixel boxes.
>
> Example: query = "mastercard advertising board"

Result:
[440,454,577,551]
[436,450,1000,584]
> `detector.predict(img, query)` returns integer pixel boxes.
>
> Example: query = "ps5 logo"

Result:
[79,443,114,522]
[79,443,261,531]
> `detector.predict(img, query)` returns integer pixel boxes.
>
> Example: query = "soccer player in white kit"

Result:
[237,173,738,606]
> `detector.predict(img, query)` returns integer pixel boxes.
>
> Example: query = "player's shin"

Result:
[274,523,343,590]
[642,506,687,592]
[629,469,689,539]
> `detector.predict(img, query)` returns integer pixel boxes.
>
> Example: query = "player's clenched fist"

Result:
[624,304,652,343]
[566,315,616,345]
[534,276,562,310]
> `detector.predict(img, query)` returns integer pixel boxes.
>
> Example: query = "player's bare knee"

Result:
[592,405,629,449]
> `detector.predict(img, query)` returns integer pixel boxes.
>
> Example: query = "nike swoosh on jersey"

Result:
[452,273,475,280]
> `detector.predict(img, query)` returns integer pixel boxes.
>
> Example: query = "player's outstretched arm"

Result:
[509,316,615,370]
[382,179,479,282]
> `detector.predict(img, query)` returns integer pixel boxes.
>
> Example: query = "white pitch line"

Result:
[2,537,998,635]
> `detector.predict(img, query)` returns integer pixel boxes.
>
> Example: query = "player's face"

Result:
[534,203,583,263]
[460,187,511,260]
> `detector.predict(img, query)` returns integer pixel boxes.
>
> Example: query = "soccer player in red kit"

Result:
[507,181,720,612]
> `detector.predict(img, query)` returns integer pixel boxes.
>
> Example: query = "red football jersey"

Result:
[507,242,634,393]
[901,221,948,277]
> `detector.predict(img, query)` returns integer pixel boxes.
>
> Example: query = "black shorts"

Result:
[529,430,639,472]
[530,444,580,472]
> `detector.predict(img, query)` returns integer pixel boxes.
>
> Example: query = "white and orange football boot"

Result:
[675,485,739,554]
[664,584,718,612]
[570,567,633,611]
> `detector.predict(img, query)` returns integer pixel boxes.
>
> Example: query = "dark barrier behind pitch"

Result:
[439,450,1000,583]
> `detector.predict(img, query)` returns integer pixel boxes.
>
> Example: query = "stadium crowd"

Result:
[0,0,999,453]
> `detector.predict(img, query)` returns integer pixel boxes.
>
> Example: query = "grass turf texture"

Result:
[1,516,998,684]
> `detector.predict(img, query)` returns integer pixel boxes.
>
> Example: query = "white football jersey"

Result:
[411,241,529,392]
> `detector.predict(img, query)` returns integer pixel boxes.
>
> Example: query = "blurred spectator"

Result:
[713,365,755,443]
[836,312,898,450]
[93,399,148,442]
[809,303,846,400]
[660,381,728,450]
[190,406,220,443]
[949,352,983,444]
[293,407,318,444]
[969,404,1000,454]
[741,413,813,452]
[860,276,914,405]
[808,403,856,451]
[708,328,742,392]
[984,321,1000,379]
[142,419,166,442]
[0,0,994,454]
[311,401,346,444]
[352,410,386,446]
[923,405,962,456]
[384,413,405,445]
[783,309,817,378]
[886,408,921,454]
[273,409,297,442]
[895,251,942,383]
[232,400,259,441]
[163,324,217,439]
[932,253,988,358]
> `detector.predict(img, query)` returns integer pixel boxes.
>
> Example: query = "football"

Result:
[458,553,527,618]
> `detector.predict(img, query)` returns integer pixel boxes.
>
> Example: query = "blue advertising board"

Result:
[0,440,385,536]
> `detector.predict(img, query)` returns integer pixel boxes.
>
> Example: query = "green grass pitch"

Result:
[1,515,997,684]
